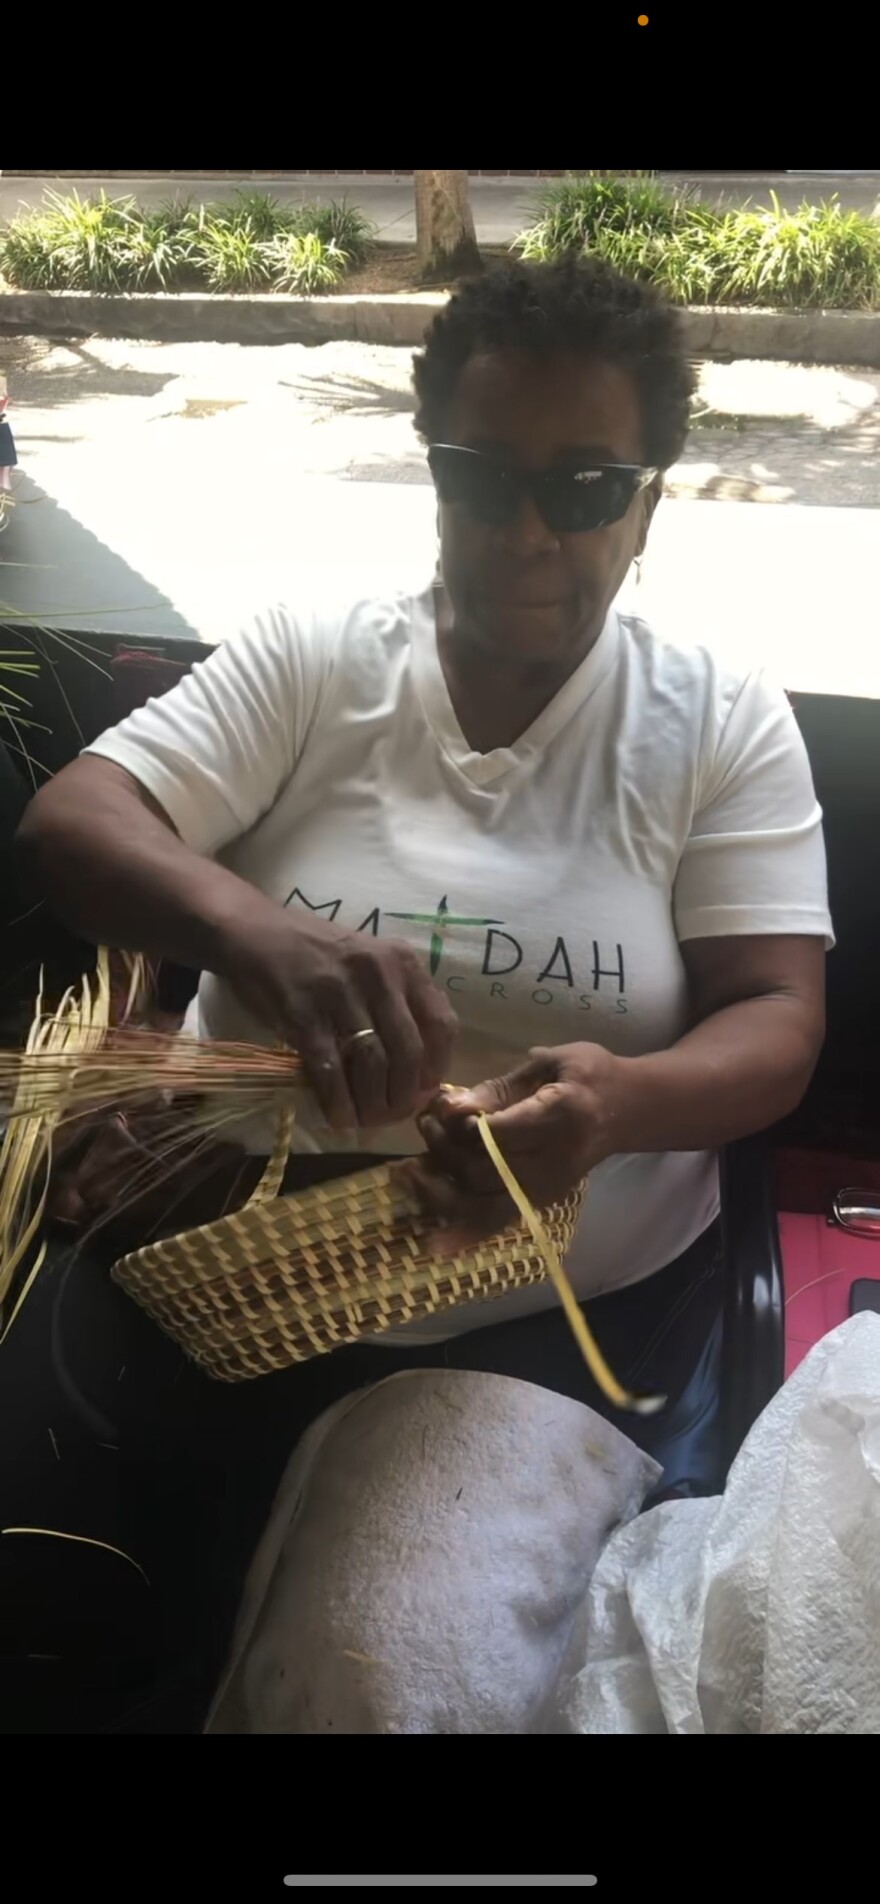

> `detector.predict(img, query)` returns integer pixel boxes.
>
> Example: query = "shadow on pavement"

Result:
[279,371,415,419]
[0,467,200,644]
[1,336,175,411]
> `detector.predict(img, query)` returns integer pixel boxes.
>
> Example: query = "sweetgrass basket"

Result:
[110,1152,587,1384]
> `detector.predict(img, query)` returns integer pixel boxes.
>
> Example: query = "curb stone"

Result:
[2,290,880,366]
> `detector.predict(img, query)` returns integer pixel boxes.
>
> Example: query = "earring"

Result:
[634,556,643,587]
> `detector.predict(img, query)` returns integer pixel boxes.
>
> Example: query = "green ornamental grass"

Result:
[269,232,351,294]
[516,175,880,310]
[0,191,375,296]
[2,179,878,308]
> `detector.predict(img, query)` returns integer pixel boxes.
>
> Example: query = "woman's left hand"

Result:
[411,1042,626,1248]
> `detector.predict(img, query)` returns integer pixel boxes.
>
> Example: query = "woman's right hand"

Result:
[216,905,458,1132]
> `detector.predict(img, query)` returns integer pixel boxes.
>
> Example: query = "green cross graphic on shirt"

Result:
[386,895,503,976]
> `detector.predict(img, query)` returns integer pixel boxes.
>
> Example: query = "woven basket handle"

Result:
[248,1105,296,1206]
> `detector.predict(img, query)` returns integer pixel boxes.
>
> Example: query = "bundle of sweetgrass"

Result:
[0,950,112,1330]
[0,949,307,1325]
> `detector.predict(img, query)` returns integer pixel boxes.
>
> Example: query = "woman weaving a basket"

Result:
[16,257,831,1733]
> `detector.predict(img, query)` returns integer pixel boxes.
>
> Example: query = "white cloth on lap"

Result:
[205,1368,660,1735]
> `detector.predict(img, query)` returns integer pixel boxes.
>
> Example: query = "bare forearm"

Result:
[17,759,272,975]
[611,995,822,1155]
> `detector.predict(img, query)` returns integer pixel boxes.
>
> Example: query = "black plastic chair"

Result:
[718,689,880,1472]
[720,1136,783,1472]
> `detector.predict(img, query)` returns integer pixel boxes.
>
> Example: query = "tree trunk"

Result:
[414,170,481,281]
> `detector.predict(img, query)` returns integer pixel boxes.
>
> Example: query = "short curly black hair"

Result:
[413,255,695,471]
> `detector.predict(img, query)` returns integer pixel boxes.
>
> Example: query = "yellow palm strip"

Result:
[475,1113,664,1417]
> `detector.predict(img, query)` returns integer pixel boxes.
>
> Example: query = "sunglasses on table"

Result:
[428,443,658,535]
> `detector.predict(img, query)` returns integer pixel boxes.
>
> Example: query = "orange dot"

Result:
[638,11,649,20]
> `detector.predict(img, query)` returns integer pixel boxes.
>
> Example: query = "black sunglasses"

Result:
[428,443,658,535]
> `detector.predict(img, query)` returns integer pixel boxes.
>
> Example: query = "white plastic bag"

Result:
[564,1314,880,1734]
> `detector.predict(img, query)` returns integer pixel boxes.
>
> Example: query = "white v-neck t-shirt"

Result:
[87,590,832,1337]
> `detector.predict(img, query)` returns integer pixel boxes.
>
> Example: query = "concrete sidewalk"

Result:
[2,173,879,242]
[3,463,877,699]
[2,329,879,695]
[4,334,879,509]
